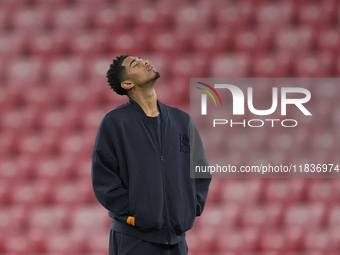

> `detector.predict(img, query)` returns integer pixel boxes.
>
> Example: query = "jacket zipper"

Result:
[159,122,171,244]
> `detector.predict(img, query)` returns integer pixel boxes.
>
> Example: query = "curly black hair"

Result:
[106,55,129,95]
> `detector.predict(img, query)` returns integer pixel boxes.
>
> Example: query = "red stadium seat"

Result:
[45,230,87,253]
[12,5,49,33]
[285,203,326,229]
[191,27,232,55]
[50,5,91,32]
[7,57,44,87]
[214,1,254,32]
[210,53,250,77]
[70,205,110,230]
[28,205,68,230]
[316,29,340,55]
[85,230,110,253]
[328,205,340,226]
[306,179,334,203]
[151,29,191,56]
[91,2,127,33]
[0,129,17,157]
[173,4,210,33]
[170,53,208,78]
[10,179,54,205]
[26,30,68,59]
[294,51,335,77]
[3,231,40,254]
[252,51,293,77]
[0,206,27,234]
[256,2,294,29]
[233,28,273,55]
[221,179,263,204]
[216,227,259,253]
[275,26,315,53]
[68,29,109,58]
[264,179,307,204]
[0,108,35,134]
[46,56,86,85]
[241,203,284,229]
[302,229,335,253]
[260,227,303,252]
[52,179,94,205]
[297,1,336,29]
[34,0,69,9]
[23,85,64,110]
[0,179,11,205]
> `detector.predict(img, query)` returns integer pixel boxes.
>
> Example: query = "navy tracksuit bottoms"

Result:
[109,230,188,255]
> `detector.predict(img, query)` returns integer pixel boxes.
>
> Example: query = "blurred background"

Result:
[0,0,340,254]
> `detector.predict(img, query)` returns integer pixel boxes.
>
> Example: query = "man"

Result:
[91,55,211,255]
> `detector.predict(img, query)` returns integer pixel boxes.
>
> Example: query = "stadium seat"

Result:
[0,129,17,158]
[10,179,54,205]
[252,51,292,77]
[264,179,307,204]
[33,155,73,181]
[241,203,283,229]
[45,230,87,253]
[297,1,336,29]
[68,29,109,58]
[285,203,326,229]
[85,230,109,253]
[0,206,27,234]
[275,26,315,53]
[233,28,273,54]
[0,179,11,205]
[28,205,68,230]
[302,229,334,253]
[12,5,48,33]
[294,51,335,77]
[260,227,303,252]
[173,4,210,33]
[52,179,93,205]
[46,56,86,85]
[26,29,68,59]
[216,227,259,253]
[306,179,334,202]
[221,179,263,204]
[70,205,110,230]
[3,231,39,254]
[50,5,91,32]
[210,53,250,77]
[316,29,340,55]
[256,2,294,29]
[33,0,69,9]
[151,29,191,56]
[7,57,44,87]
[23,85,64,110]
[214,1,254,32]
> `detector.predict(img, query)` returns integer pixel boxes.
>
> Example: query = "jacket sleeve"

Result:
[91,115,129,217]
[190,118,211,216]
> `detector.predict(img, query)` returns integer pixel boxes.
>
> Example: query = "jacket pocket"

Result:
[167,181,197,234]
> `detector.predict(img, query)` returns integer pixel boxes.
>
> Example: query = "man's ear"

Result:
[121,80,134,90]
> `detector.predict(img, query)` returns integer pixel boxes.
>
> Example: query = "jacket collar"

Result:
[128,98,168,123]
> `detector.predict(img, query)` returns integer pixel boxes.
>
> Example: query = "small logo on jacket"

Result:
[179,133,190,153]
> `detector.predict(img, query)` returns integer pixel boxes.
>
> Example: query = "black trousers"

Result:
[109,230,188,255]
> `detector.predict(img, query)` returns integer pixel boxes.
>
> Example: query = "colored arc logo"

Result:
[196,82,222,106]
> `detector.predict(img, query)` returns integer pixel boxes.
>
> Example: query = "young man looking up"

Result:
[91,55,211,255]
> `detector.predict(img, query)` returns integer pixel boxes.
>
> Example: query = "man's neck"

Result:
[129,88,159,117]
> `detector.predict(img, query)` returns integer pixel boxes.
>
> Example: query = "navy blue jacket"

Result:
[91,98,211,245]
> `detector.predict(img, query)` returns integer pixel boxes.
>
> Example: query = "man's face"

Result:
[121,56,160,88]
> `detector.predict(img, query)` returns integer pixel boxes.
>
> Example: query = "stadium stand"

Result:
[0,0,339,254]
